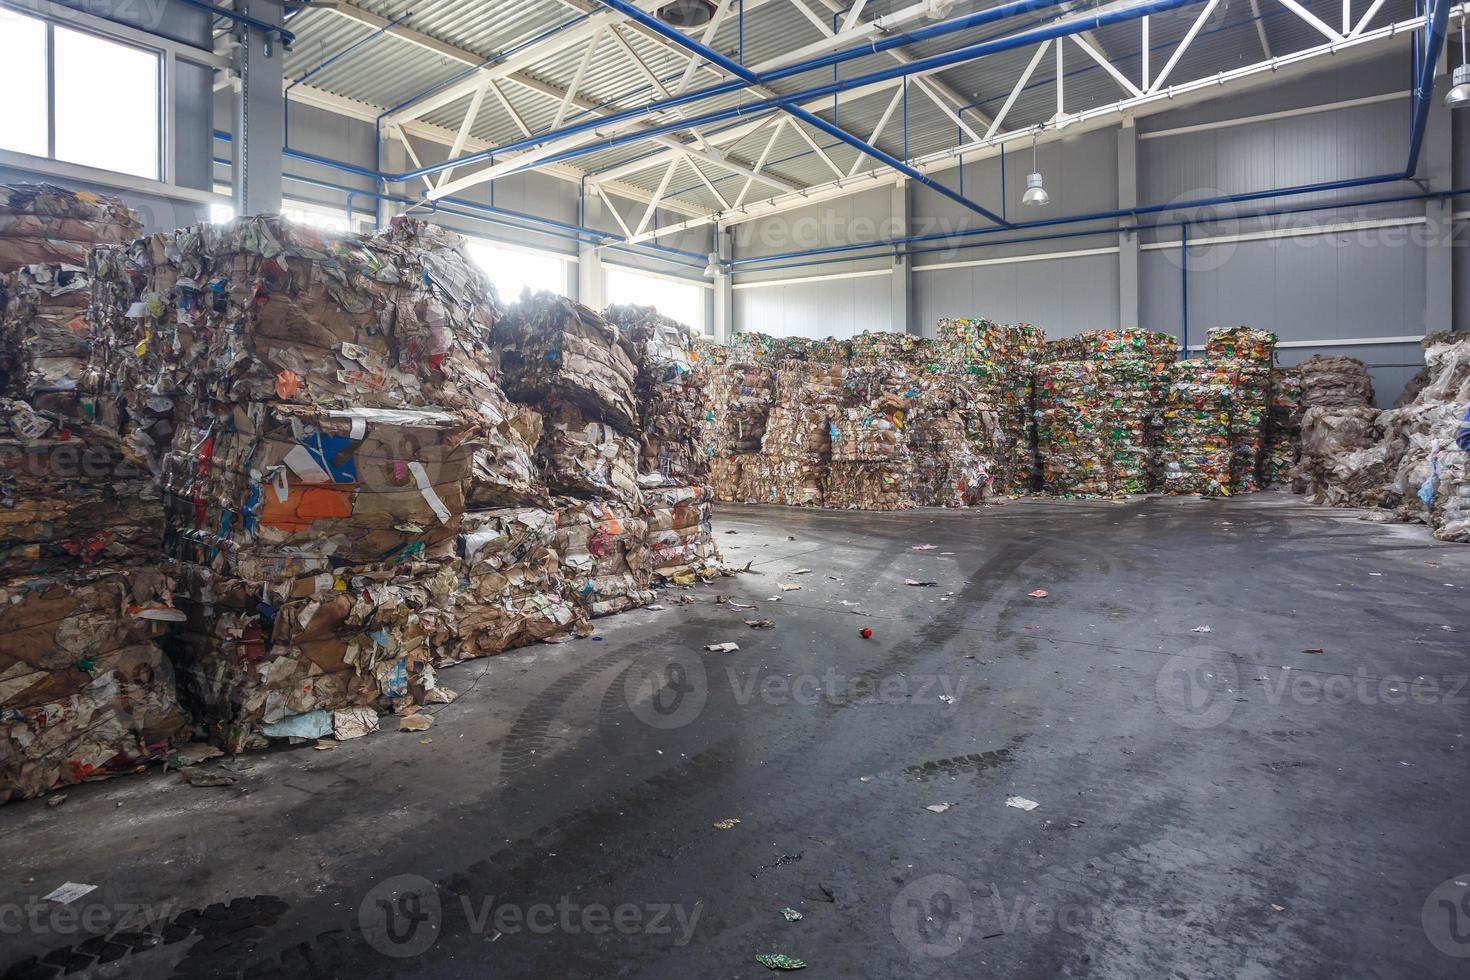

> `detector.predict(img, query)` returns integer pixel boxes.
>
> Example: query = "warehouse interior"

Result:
[1,0,1469,976]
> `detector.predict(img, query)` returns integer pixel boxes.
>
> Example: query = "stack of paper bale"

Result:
[906,369,999,507]
[0,399,184,801]
[705,335,775,500]
[606,303,719,581]
[1032,360,1113,496]
[755,358,845,506]
[1,263,96,418]
[826,363,914,510]
[0,183,141,271]
[1157,360,1237,496]
[432,507,588,661]
[1377,334,1470,538]
[1294,355,1388,506]
[0,184,140,422]
[87,215,521,750]
[1205,326,1277,493]
[1259,368,1303,487]
[498,293,652,615]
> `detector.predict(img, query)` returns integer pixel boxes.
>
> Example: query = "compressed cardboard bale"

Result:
[536,399,642,505]
[906,373,999,507]
[1,263,94,417]
[606,303,713,482]
[734,453,825,506]
[0,567,185,802]
[824,460,913,510]
[0,183,141,273]
[467,400,547,508]
[497,292,639,431]
[555,497,653,616]
[160,402,478,571]
[711,454,746,503]
[641,478,720,581]
[1296,405,1388,506]
[1299,354,1375,408]
[87,216,518,471]
[433,507,588,660]
[165,558,455,752]
[0,398,163,575]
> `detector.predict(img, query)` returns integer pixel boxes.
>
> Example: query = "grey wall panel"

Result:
[913,253,1120,338]
[734,272,895,339]
[732,186,896,262]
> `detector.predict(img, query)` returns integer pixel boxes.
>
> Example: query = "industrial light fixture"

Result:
[703,252,721,276]
[1021,130,1050,207]
[1447,28,1470,108]
[657,0,716,28]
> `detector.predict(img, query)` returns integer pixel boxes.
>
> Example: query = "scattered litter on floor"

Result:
[778,583,802,591]
[859,627,873,639]
[314,740,337,751]
[399,715,434,732]
[1192,625,1213,633]
[791,568,813,575]
[705,642,740,653]
[912,544,938,551]
[713,818,741,830]
[182,768,237,788]
[745,619,776,629]
[925,803,953,813]
[1303,647,1325,654]
[752,853,803,877]
[780,907,803,922]
[938,695,956,704]
[43,883,97,905]
[1005,796,1040,811]
[1028,590,1050,598]
[755,953,807,970]
[646,604,666,610]
[904,579,938,587]
[45,794,65,808]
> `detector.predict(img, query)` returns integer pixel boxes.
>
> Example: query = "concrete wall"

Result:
[730,48,1464,405]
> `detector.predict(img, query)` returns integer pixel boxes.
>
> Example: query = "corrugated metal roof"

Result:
[283,0,1422,217]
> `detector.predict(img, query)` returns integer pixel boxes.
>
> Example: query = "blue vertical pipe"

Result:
[1405,0,1450,177]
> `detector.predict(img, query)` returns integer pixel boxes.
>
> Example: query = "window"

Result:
[605,265,705,334]
[465,240,568,303]
[0,14,48,157]
[0,11,160,180]
[209,197,367,236]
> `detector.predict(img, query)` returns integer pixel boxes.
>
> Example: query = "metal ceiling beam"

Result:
[625,10,1429,242]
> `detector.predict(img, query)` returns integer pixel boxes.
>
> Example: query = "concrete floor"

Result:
[2,494,1468,979]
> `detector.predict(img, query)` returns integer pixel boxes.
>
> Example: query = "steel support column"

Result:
[232,0,285,215]
[1117,118,1140,328]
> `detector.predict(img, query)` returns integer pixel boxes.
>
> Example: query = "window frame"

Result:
[1,8,164,181]
[0,0,226,205]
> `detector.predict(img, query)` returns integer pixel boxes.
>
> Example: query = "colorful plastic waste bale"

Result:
[1206,326,1277,493]
[1157,359,1237,497]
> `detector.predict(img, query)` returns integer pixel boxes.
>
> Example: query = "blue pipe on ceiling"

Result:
[590,0,1011,226]
[1405,0,1451,178]
[176,0,295,47]
[210,132,709,265]
[382,0,1191,186]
